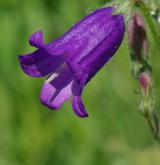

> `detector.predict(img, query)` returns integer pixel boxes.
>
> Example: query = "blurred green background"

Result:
[1,0,160,164]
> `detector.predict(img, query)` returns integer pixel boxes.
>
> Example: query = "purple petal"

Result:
[80,16,125,77]
[72,95,88,118]
[47,8,114,61]
[71,75,88,118]
[19,49,64,77]
[65,61,84,83]
[29,31,43,48]
[40,66,73,109]
[66,13,125,82]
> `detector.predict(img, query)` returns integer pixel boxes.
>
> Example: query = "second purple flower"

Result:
[19,7,125,118]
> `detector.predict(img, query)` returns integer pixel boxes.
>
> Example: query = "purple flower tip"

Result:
[18,7,125,118]
[139,72,151,93]
[29,31,43,48]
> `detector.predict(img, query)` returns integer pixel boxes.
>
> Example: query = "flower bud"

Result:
[139,72,151,93]
[128,12,148,59]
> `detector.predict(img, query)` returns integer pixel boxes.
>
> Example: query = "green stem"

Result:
[146,116,155,135]
[137,1,160,51]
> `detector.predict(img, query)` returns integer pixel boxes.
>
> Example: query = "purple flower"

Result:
[19,7,125,118]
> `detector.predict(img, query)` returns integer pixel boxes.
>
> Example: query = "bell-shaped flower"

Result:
[19,7,125,118]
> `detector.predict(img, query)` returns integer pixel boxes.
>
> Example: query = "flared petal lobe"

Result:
[72,96,88,118]
[19,31,66,77]
[19,50,64,77]
[40,65,73,109]
[71,74,89,117]
[29,31,44,48]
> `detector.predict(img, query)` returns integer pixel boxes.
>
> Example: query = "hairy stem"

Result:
[137,1,160,50]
